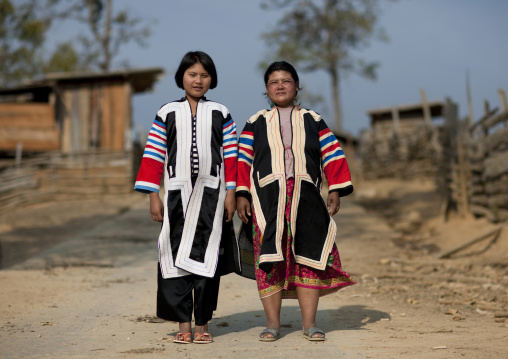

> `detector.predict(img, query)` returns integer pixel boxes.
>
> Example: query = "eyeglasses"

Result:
[267,79,295,88]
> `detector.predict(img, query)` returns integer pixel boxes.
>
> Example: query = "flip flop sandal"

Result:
[193,332,213,344]
[173,332,192,344]
[303,327,326,341]
[259,328,280,342]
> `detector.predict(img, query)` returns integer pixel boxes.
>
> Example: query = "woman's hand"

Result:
[149,192,164,222]
[237,196,251,224]
[327,192,341,216]
[224,190,236,222]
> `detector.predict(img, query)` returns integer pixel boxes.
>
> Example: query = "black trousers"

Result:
[156,263,221,325]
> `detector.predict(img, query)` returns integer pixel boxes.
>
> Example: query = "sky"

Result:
[47,0,508,137]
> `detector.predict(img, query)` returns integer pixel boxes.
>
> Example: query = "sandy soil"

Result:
[0,179,507,358]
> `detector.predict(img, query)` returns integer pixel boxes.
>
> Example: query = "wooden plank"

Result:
[61,89,72,153]
[79,86,91,151]
[469,184,484,195]
[100,84,112,149]
[470,205,495,221]
[469,174,483,185]
[420,89,432,127]
[0,176,38,193]
[485,176,508,195]
[466,71,474,127]
[124,82,133,151]
[469,195,487,206]
[0,127,60,151]
[469,206,508,223]
[111,83,122,150]
[483,127,508,153]
[0,150,132,213]
[391,107,400,136]
[112,82,128,150]
[484,151,508,178]
[481,110,508,133]
[456,134,469,216]
[487,194,508,209]
[469,107,498,133]
[0,103,54,128]
[469,163,484,173]
[498,89,507,112]
[90,85,101,148]
[70,87,81,152]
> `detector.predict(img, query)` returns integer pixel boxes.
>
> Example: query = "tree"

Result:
[0,0,49,87]
[54,0,151,71]
[0,0,151,87]
[44,42,83,73]
[261,0,391,132]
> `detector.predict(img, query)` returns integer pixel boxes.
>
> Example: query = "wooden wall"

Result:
[0,103,59,151]
[59,81,131,153]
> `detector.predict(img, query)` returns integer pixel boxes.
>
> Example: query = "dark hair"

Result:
[263,61,300,85]
[175,51,218,89]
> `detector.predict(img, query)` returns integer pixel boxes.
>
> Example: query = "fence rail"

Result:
[0,150,133,215]
[464,93,508,222]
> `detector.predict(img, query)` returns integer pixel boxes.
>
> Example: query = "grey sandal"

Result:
[259,328,280,342]
[303,327,326,341]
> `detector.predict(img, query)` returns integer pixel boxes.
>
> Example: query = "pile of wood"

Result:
[0,151,133,215]
[359,124,440,180]
[467,94,508,222]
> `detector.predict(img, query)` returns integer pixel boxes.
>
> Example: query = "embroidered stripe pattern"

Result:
[134,118,167,193]
[223,118,238,190]
[190,115,199,176]
[318,128,352,192]
[319,128,345,168]
[237,130,254,192]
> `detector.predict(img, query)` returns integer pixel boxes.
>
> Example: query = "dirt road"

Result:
[1,181,507,358]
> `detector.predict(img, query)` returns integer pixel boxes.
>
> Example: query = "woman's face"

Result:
[182,63,212,100]
[265,70,298,108]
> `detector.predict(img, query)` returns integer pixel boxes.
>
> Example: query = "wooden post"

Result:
[15,142,23,167]
[444,97,459,148]
[61,89,72,154]
[466,70,474,127]
[456,134,469,217]
[70,88,81,152]
[420,89,432,127]
[498,89,507,112]
[124,82,133,151]
[391,106,400,136]
[483,100,490,116]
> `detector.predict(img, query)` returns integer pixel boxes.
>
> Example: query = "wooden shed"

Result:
[0,68,164,154]
[366,100,444,138]
[359,93,460,180]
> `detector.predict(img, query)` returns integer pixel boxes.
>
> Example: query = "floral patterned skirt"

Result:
[253,178,357,299]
